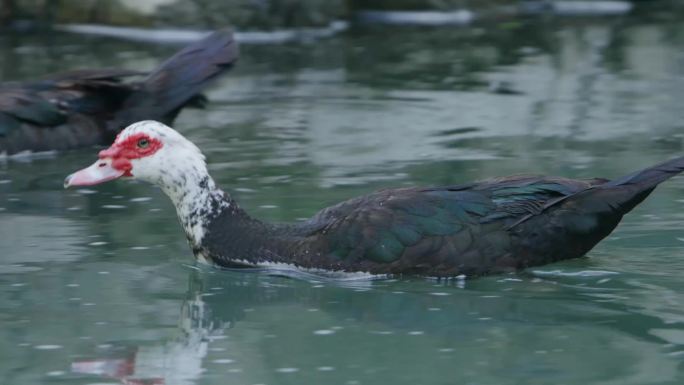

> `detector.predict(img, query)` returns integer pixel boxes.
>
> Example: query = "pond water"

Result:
[2,13,684,385]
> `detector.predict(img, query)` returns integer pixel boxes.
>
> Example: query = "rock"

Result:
[3,0,346,29]
[150,0,347,29]
[348,0,509,11]
[356,10,475,26]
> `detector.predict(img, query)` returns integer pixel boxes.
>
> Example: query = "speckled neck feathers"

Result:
[162,170,231,251]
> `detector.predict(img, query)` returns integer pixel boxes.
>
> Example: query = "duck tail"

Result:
[544,155,684,242]
[606,156,684,189]
[510,156,684,232]
[596,155,684,214]
[110,28,238,130]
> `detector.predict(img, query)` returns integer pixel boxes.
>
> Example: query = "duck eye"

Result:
[137,138,150,149]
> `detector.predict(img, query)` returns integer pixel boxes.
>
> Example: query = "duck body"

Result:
[0,30,237,155]
[65,121,684,278]
[194,175,629,277]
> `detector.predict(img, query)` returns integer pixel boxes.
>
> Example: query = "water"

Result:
[2,13,684,385]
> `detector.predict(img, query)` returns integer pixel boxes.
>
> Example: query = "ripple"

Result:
[46,371,65,376]
[34,345,62,350]
[275,367,299,373]
[313,329,335,335]
[130,197,152,202]
[532,269,619,278]
[212,359,235,364]
[370,331,394,335]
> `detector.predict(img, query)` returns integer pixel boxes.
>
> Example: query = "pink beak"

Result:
[64,158,126,188]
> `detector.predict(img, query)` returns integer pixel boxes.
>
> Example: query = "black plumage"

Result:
[0,29,238,155]
[197,156,684,277]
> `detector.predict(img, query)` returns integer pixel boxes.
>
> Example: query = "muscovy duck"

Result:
[65,121,684,278]
[0,29,238,156]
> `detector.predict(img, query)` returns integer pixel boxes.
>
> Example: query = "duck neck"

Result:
[157,159,280,266]
[159,169,233,251]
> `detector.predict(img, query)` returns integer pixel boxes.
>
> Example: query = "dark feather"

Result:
[0,29,238,155]
[200,158,684,277]
[111,29,238,129]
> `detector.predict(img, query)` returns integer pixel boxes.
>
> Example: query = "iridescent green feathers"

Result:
[290,156,684,276]
[305,175,599,267]
[198,155,683,275]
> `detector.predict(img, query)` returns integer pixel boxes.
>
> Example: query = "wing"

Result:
[112,29,238,128]
[298,176,603,275]
[0,88,66,134]
[0,69,141,153]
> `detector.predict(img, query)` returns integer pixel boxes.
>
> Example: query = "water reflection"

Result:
[69,269,684,385]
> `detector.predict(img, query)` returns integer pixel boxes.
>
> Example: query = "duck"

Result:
[0,29,238,156]
[64,120,684,278]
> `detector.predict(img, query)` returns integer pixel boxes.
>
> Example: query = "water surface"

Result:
[2,14,684,385]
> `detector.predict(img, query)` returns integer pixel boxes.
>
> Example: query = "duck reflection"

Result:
[70,273,228,385]
[70,268,684,384]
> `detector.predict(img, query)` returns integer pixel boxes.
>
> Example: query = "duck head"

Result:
[64,120,206,189]
[65,120,233,257]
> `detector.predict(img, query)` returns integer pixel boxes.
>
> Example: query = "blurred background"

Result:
[2,1,684,385]
[0,0,682,29]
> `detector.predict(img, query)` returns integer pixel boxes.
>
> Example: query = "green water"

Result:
[2,15,684,385]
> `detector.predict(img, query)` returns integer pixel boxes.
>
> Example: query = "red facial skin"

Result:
[98,133,163,177]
